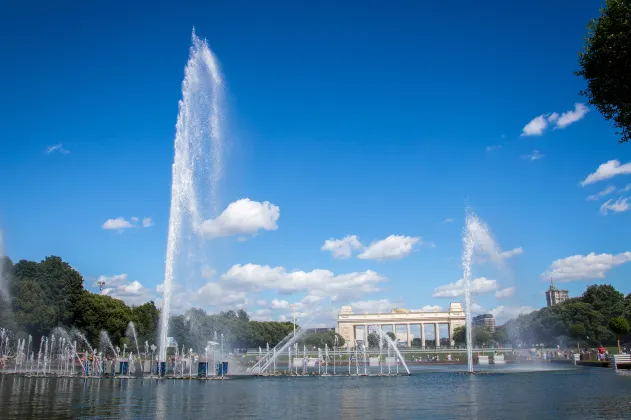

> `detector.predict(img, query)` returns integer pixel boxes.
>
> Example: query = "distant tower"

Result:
[545,280,569,307]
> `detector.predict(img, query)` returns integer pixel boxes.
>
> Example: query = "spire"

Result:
[549,279,556,290]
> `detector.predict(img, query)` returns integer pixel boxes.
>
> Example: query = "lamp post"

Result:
[290,303,299,337]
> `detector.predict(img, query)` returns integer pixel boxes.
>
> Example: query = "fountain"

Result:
[158,29,225,363]
[462,209,505,373]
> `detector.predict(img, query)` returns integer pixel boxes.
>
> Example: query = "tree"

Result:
[386,332,396,342]
[453,326,466,346]
[609,317,630,353]
[411,338,422,347]
[493,327,509,345]
[473,327,492,346]
[576,0,631,143]
[367,332,381,348]
[581,284,625,321]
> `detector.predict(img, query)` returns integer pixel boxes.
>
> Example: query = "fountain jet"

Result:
[159,29,225,362]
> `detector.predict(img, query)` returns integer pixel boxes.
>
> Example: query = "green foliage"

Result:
[473,327,492,345]
[609,317,630,336]
[504,284,627,347]
[0,255,299,351]
[411,337,423,347]
[453,326,466,345]
[367,332,381,348]
[386,332,396,341]
[492,327,509,344]
[576,0,631,143]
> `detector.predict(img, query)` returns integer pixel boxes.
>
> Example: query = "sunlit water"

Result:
[0,369,629,419]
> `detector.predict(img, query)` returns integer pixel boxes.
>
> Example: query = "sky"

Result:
[1,0,630,328]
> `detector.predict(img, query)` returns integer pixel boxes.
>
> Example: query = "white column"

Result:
[421,324,426,348]
[435,323,440,347]
[407,324,411,346]
[448,322,454,346]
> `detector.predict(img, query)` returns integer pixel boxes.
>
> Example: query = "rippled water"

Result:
[0,368,629,419]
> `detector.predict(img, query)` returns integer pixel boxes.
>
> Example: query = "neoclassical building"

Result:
[336,303,465,348]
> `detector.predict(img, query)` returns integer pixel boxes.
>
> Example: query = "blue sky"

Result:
[1,0,630,326]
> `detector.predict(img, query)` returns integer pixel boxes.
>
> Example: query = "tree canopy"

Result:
[576,0,631,143]
[504,284,631,347]
[0,255,303,352]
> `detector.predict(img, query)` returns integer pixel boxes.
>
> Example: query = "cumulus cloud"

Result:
[521,115,548,136]
[521,104,588,137]
[46,143,70,154]
[477,247,523,264]
[495,287,515,298]
[581,160,631,186]
[195,282,248,308]
[490,305,536,321]
[201,266,217,279]
[271,299,291,309]
[586,186,616,201]
[522,149,544,161]
[199,198,279,239]
[321,235,363,259]
[358,235,422,261]
[97,274,154,306]
[555,103,589,129]
[345,299,401,314]
[432,277,498,298]
[600,197,630,215]
[221,263,386,301]
[101,216,153,231]
[541,251,631,282]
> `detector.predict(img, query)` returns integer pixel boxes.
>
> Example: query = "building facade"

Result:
[336,303,465,348]
[472,314,496,332]
[545,281,569,307]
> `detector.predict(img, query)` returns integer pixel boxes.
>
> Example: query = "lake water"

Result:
[0,366,629,419]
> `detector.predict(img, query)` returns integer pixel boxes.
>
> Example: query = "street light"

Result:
[290,303,299,337]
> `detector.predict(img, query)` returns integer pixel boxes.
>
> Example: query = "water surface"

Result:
[0,368,629,419]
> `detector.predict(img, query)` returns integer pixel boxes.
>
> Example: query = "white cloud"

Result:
[522,149,544,161]
[345,299,400,314]
[420,305,443,312]
[432,277,498,298]
[499,247,523,259]
[586,186,616,201]
[477,247,523,264]
[358,235,421,261]
[221,263,386,301]
[199,198,280,239]
[321,235,363,259]
[470,303,485,314]
[581,160,631,186]
[486,145,501,152]
[600,197,630,215]
[442,218,453,224]
[46,143,70,154]
[521,115,548,136]
[102,217,134,230]
[97,274,154,306]
[201,266,217,279]
[542,251,631,282]
[102,216,153,231]
[555,103,589,129]
[271,299,290,309]
[195,281,248,307]
[490,305,536,321]
[619,184,631,193]
[495,287,515,298]
[521,104,588,137]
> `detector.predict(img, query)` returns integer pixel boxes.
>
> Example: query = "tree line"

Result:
[0,255,301,351]
[504,284,630,348]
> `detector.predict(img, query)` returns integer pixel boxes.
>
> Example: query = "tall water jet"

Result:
[462,209,505,373]
[159,29,225,362]
[0,230,9,302]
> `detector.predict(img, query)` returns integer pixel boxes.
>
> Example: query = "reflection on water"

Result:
[0,369,629,419]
